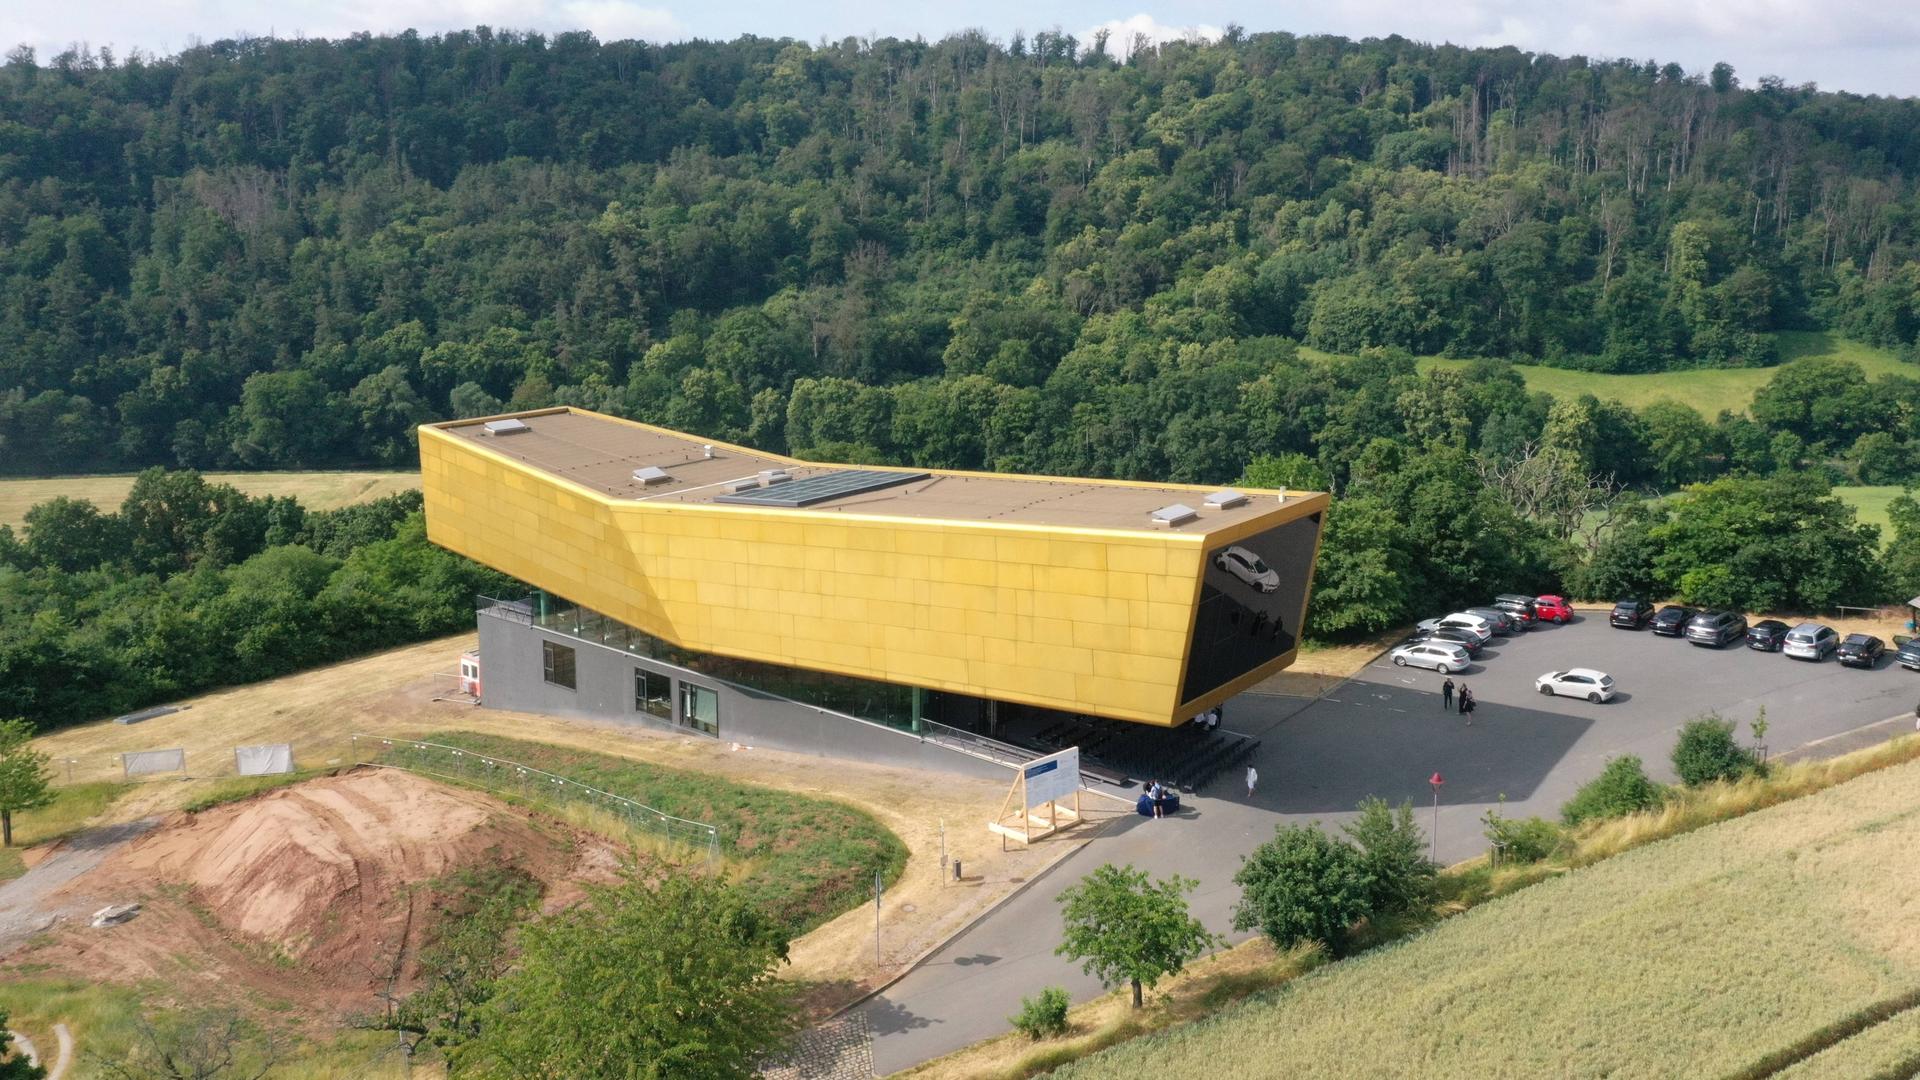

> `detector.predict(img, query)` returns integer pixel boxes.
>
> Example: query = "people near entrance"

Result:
[1189,706,1223,732]
[1442,677,1456,711]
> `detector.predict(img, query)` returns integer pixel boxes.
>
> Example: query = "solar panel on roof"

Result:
[714,469,930,508]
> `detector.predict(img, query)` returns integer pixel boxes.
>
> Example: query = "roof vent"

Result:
[1203,489,1248,510]
[631,466,673,487]
[721,477,762,495]
[759,469,793,486]
[482,418,530,436]
[1151,503,1199,528]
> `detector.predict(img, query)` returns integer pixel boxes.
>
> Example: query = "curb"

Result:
[826,806,1126,1020]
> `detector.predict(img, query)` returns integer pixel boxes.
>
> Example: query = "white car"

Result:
[1416,613,1495,645]
[1213,545,1279,593]
[1535,668,1616,703]
[1390,641,1472,673]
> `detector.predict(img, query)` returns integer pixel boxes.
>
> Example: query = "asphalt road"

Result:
[862,615,1920,1074]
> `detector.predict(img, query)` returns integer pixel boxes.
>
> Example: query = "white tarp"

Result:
[234,744,294,776]
[1020,747,1081,809]
[122,748,185,777]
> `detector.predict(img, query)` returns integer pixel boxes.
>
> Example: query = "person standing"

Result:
[1457,683,1470,716]
[1442,677,1456,711]
[1246,764,1259,799]
[1464,687,1477,726]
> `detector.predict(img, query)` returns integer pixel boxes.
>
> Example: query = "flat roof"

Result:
[432,409,1314,535]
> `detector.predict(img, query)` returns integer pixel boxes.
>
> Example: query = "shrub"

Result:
[1561,755,1665,826]
[1341,797,1435,914]
[1010,987,1072,1040]
[1483,805,1564,864]
[1673,714,1758,787]
[1232,826,1374,956]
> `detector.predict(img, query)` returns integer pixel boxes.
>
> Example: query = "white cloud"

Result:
[556,0,681,40]
[1086,13,1223,59]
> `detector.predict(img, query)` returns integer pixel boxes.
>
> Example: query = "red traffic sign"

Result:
[1428,772,1445,788]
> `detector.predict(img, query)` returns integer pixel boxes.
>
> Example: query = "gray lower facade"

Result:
[475,610,1018,782]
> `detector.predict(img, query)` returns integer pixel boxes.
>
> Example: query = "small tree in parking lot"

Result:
[1233,826,1374,956]
[1056,864,1218,1009]
[1672,714,1758,787]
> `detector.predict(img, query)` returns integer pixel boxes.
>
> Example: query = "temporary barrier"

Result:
[235,744,294,776]
[122,748,186,778]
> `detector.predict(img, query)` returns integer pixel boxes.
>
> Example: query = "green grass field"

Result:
[0,470,418,529]
[1834,485,1907,542]
[1054,756,1920,1080]
[1377,332,1912,416]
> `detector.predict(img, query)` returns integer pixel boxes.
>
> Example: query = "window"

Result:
[542,641,577,690]
[634,668,671,719]
[679,683,719,737]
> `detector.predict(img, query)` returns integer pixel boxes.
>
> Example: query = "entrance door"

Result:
[679,683,719,737]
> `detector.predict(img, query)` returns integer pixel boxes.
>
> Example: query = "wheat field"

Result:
[0,470,418,528]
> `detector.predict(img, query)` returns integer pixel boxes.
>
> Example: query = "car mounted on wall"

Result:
[1836,634,1886,669]
[1536,668,1616,703]
[1213,545,1280,593]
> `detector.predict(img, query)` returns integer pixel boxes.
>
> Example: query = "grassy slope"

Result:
[0,470,418,528]
[1390,332,1913,416]
[1054,756,1920,1080]
[1834,485,1906,543]
[1775,1006,1920,1079]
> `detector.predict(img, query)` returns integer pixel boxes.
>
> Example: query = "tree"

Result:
[1650,475,1885,612]
[1560,755,1663,825]
[21,497,123,572]
[1055,864,1220,1008]
[0,719,54,847]
[0,1009,46,1080]
[1672,714,1756,787]
[460,871,796,1079]
[1232,825,1374,955]
[1341,798,1434,915]
[95,1008,276,1080]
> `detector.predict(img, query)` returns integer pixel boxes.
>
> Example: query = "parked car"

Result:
[1466,607,1524,635]
[1535,668,1617,703]
[1417,613,1497,643]
[1213,545,1279,593]
[1493,594,1540,626]
[1532,595,1574,624]
[1684,610,1748,648]
[1650,605,1698,637]
[1409,626,1485,655]
[1896,635,1920,671]
[1610,599,1655,629]
[1390,641,1472,673]
[1783,622,1840,662]
[1746,619,1792,652]
[1836,634,1886,669]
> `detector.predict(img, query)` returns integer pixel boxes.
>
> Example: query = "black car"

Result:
[1684,610,1748,648]
[1466,607,1523,635]
[1897,635,1920,671]
[1610,599,1655,630]
[1836,634,1886,669]
[1746,619,1791,651]
[1493,594,1539,625]
[1410,626,1485,655]
[1650,605,1697,637]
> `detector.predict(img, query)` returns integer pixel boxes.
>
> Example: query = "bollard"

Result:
[952,859,963,880]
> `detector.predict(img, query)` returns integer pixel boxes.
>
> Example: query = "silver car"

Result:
[1390,641,1472,673]
[1783,622,1839,662]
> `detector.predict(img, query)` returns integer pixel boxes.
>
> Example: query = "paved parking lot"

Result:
[862,614,1920,1074]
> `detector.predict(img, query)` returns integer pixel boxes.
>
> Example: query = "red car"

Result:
[1533,595,1574,624]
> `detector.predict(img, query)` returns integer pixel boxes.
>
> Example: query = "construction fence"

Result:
[349,734,722,868]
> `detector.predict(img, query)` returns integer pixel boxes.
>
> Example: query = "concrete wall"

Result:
[477,613,1015,782]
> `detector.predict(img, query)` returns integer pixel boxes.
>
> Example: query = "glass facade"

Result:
[528,594,918,730]
[679,683,720,736]
[1180,513,1321,704]
[542,641,577,690]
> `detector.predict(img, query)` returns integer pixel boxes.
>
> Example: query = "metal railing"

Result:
[918,718,1042,769]
[351,735,721,868]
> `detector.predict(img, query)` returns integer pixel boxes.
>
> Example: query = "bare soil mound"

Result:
[3,767,622,1023]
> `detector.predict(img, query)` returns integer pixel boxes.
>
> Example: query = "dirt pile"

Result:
[4,767,621,1020]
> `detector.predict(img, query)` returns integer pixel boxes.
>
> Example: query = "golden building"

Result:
[420,407,1325,730]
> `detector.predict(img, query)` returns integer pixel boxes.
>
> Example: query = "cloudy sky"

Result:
[7,0,1920,98]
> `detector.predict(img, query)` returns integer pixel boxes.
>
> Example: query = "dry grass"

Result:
[1050,750,1920,1079]
[22,633,1106,1012]
[1774,1005,1920,1079]
[0,470,417,528]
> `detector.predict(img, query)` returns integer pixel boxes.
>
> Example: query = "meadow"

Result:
[1834,485,1906,543]
[1052,754,1920,1079]
[1404,332,1913,416]
[0,469,417,528]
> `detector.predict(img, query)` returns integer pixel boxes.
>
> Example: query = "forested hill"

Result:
[5,29,1920,478]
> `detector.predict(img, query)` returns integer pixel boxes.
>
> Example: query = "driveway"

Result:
[862,615,1920,1074]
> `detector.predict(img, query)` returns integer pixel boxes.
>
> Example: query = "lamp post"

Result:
[1428,772,1445,863]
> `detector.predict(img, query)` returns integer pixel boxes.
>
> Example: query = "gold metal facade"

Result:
[419,412,1326,726]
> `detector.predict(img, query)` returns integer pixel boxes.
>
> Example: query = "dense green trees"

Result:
[0,476,511,732]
